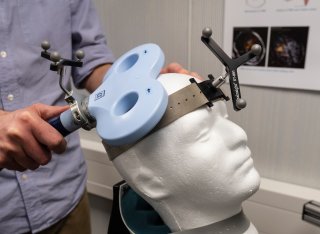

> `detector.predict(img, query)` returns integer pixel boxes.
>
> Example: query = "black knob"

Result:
[75,50,85,60]
[50,51,61,63]
[236,98,247,109]
[251,44,262,56]
[202,27,213,39]
[41,40,51,51]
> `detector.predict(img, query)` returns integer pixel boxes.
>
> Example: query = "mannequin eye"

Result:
[195,128,210,142]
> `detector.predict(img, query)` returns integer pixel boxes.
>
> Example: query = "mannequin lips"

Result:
[241,157,254,171]
[233,147,253,171]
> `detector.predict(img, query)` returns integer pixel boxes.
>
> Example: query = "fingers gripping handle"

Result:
[48,109,82,137]
[48,116,72,137]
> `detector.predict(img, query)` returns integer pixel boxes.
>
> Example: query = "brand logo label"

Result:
[95,90,105,101]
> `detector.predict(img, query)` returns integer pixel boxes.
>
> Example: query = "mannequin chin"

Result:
[112,73,260,233]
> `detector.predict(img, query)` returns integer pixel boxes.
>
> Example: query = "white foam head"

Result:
[113,73,260,232]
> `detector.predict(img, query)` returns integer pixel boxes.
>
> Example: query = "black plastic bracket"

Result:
[189,78,229,107]
[40,40,84,72]
[201,27,261,111]
[41,51,83,72]
[302,200,320,227]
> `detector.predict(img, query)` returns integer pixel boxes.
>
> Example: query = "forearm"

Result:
[80,63,112,93]
[0,109,6,116]
[79,62,201,93]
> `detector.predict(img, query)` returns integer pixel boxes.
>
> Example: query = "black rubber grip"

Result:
[48,116,71,137]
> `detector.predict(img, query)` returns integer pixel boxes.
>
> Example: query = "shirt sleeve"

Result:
[70,0,115,88]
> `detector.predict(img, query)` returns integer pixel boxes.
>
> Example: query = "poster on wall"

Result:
[223,0,320,91]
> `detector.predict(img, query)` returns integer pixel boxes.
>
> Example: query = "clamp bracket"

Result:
[201,27,262,111]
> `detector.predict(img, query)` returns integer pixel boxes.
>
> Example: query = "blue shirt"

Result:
[0,0,114,233]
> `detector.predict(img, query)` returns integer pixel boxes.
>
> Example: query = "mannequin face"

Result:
[149,101,260,205]
[113,73,260,218]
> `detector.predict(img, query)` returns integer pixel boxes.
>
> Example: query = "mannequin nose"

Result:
[221,118,248,150]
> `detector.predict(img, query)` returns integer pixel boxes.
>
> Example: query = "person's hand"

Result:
[0,104,68,171]
[160,63,202,80]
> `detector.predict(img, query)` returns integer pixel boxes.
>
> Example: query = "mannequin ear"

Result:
[132,168,170,201]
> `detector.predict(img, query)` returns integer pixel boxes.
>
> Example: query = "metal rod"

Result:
[212,73,229,88]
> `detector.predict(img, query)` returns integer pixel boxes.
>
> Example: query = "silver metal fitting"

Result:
[66,95,96,131]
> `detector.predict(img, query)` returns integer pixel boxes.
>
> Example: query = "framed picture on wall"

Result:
[224,0,320,91]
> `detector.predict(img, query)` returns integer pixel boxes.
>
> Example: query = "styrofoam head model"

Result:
[111,73,261,233]
[41,39,261,233]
